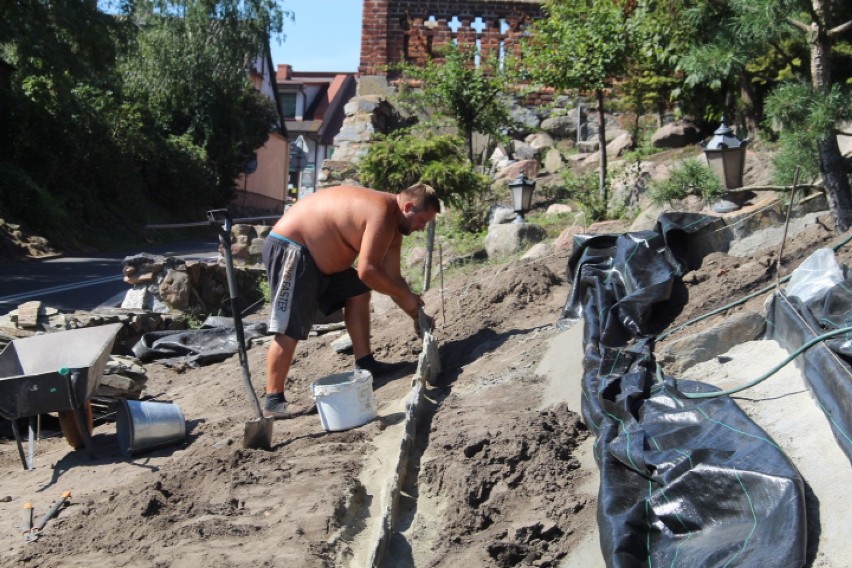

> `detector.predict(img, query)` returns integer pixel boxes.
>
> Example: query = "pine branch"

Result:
[785,17,811,34]
[829,19,852,37]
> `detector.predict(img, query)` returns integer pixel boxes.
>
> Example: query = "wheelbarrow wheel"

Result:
[58,401,93,449]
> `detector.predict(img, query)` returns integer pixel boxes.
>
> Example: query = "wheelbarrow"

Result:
[0,323,122,470]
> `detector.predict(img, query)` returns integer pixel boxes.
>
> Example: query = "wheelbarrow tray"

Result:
[0,324,122,421]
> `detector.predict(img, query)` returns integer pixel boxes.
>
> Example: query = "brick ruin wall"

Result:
[360,1,544,84]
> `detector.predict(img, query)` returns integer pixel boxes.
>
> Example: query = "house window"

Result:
[281,93,297,118]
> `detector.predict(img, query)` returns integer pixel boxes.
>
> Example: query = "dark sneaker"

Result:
[355,354,406,378]
[263,393,314,420]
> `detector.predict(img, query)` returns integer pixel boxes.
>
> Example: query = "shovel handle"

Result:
[207,209,264,420]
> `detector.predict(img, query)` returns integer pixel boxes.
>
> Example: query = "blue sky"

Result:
[271,0,363,72]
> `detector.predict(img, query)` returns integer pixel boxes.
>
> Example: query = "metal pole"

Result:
[577,101,583,144]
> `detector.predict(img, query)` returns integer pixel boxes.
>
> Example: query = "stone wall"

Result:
[360,0,543,77]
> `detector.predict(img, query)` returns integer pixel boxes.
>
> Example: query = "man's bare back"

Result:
[271,185,435,309]
[272,185,397,274]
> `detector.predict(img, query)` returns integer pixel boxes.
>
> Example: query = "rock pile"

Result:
[0,217,58,260]
[120,247,264,315]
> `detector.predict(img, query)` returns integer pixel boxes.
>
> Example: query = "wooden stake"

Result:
[776,166,801,291]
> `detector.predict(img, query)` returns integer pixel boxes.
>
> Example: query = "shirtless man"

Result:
[261,183,440,418]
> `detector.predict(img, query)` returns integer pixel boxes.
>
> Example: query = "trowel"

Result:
[208,209,274,450]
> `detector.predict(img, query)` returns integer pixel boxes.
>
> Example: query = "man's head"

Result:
[398,183,441,235]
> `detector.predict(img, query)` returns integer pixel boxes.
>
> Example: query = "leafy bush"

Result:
[648,158,726,204]
[359,129,491,231]
[561,170,609,221]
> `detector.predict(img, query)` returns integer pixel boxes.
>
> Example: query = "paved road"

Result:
[0,239,220,314]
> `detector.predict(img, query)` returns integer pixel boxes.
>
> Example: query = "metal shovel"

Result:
[208,209,274,450]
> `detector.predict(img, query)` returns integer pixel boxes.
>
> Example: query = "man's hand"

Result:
[397,291,424,319]
[416,310,435,335]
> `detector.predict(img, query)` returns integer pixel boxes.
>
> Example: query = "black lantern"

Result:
[508,172,536,223]
[703,118,748,212]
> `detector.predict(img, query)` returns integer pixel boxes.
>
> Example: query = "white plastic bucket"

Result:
[116,399,186,457]
[311,370,376,431]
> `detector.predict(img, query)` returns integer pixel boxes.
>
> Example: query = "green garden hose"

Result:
[655,230,852,398]
[675,325,852,399]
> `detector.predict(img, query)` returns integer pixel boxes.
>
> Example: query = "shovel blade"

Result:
[243,417,274,450]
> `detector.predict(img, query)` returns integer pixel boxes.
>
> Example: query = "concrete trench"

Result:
[339,328,440,567]
[341,319,606,568]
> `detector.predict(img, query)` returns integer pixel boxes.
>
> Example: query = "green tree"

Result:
[358,129,491,232]
[782,0,852,231]
[0,0,291,248]
[680,0,852,231]
[117,0,285,204]
[0,0,149,243]
[625,0,688,125]
[394,43,516,165]
[523,0,629,204]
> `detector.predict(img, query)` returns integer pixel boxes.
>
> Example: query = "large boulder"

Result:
[485,223,548,258]
[509,105,541,135]
[541,113,580,139]
[488,205,520,225]
[495,159,539,182]
[582,132,634,165]
[657,311,765,374]
[526,132,555,150]
[512,140,539,161]
[543,147,564,173]
[158,268,191,311]
[650,120,702,148]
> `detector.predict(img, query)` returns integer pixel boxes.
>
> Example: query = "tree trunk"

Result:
[809,0,852,231]
[739,70,759,138]
[596,88,608,204]
[817,137,852,231]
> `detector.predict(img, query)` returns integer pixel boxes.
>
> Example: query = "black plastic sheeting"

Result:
[561,212,807,567]
[768,288,852,463]
[132,316,267,368]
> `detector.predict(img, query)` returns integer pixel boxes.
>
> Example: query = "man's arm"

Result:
[356,214,422,317]
[382,234,424,318]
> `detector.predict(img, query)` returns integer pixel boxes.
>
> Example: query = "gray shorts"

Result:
[262,234,370,339]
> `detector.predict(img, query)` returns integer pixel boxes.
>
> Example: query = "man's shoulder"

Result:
[322,184,377,194]
[328,186,395,207]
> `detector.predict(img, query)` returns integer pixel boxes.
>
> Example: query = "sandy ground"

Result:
[1,197,850,567]
[682,341,852,568]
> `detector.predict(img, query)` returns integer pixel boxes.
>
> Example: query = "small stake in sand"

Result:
[776,165,801,292]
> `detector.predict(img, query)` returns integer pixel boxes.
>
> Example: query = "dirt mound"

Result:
[661,212,852,341]
[422,401,588,567]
